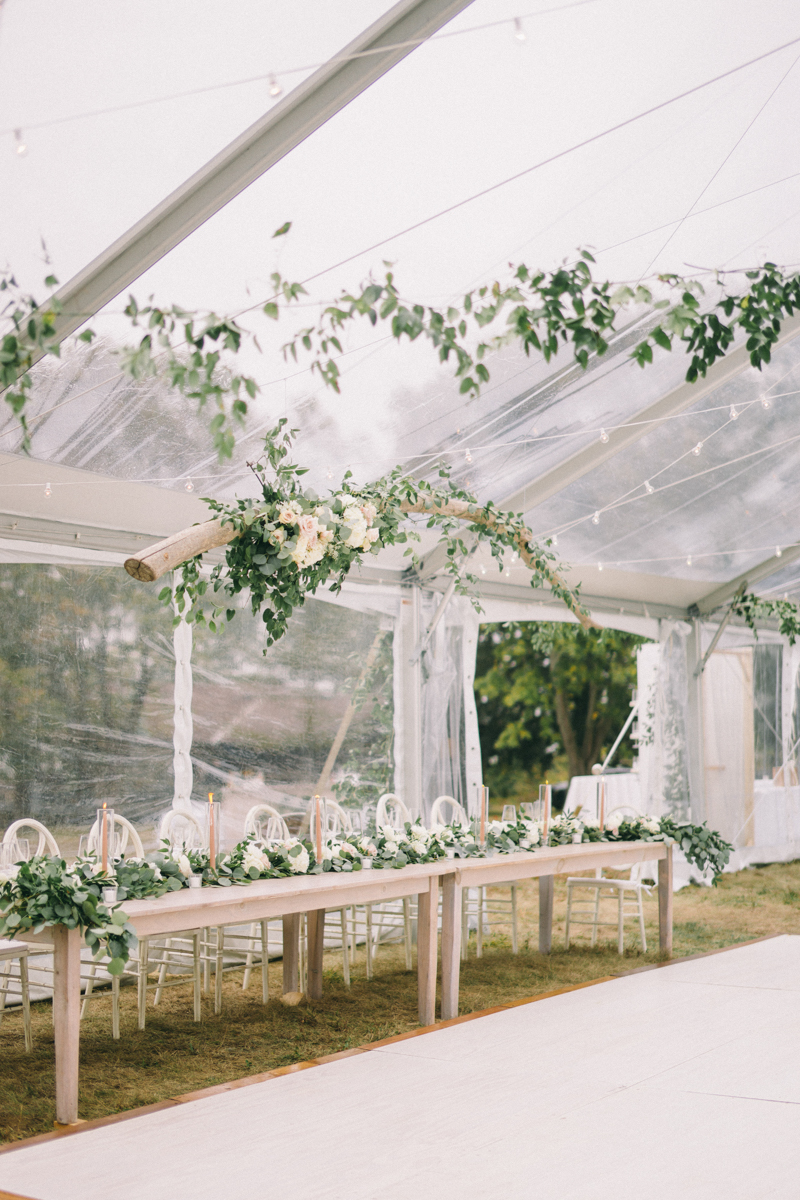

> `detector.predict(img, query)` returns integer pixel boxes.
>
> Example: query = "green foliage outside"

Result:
[474,622,648,800]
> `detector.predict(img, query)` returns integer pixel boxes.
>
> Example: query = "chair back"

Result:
[158,809,205,850]
[2,818,60,860]
[85,814,144,859]
[322,799,352,836]
[430,795,469,828]
[375,793,410,831]
[244,803,290,842]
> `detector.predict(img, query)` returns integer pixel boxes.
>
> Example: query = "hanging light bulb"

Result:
[480,564,487,575]
[686,555,692,566]
[326,467,333,480]
[599,428,609,444]
[465,448,473,464]
[13,129,27,157]
[761,395,772,410]
[729,404,738,420]
[692,442,703,456]
[513,16,526,41]
[644,480,654,494]
[268,74,282,98]
[184,478,194,492]
[592,511,600,525]
[44,482,51,497]
[776,546,783,557]
[551,534,558,547]
[597,562,603,572]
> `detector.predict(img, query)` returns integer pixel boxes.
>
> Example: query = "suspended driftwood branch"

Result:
[124,495,597,630]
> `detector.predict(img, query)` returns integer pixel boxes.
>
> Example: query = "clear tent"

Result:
[2,0,800,860]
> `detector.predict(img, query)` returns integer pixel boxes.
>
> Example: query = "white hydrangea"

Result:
[242,846,269,875]
[287,843,310,874]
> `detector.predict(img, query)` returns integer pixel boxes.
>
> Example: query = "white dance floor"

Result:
[2,936,800,1200]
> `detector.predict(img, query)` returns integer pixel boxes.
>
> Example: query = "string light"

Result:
[776,545,783,557]
[184,478,194,492]
[692,441,703,456]
[762,395,772,409]
[268,75,282,98]
[44,482,51,497]
[13,129,27,157]
[730,405,738,420]
[644,480,654,494]
[513,16,526,41]
[592,511,600,525]
[597,562,603,571]
[551,534,558,546]
[686,555,692,566]
[465,448,473,463]
[599,428,609,444]
[326,466,334,480]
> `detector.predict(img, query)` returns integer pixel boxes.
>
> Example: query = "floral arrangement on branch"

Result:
[154,418,592,645]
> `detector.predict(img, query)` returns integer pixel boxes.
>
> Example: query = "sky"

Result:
[2,0,800,585]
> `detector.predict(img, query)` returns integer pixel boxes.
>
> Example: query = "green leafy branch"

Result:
[729,590,800,645]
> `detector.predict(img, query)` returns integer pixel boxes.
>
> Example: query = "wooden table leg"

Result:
[658,843,673,957]
[306,909,325,1000]
[282,913,300,994]
[53,925,82,1125]
[440,873,461,1021]
[538,875,554,954]
[417,877,438,1026]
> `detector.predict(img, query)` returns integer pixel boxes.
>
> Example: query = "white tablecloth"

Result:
[565,774,642,820]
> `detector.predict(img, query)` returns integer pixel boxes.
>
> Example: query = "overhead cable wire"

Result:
[0,2,602,141]
[637,48,800,279]
[236,31,800,310]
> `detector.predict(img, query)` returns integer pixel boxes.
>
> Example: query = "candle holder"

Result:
[206,796,221,872]
[360,857,373,871]
[572,830,583,844]
[96,806,116,874]
[101,885,118,905]
[445,847,457,859]
[187,875,203,889]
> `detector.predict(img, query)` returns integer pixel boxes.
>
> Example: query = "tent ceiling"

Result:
[3,1,800,626]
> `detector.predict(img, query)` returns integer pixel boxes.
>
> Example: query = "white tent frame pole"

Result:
[686,619,706,823]
[600,699,639,772]
[41,0,476,345]
[695,545,800,614]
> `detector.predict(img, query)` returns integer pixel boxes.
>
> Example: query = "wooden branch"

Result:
[124,517,243,582]
[124,495,597,628]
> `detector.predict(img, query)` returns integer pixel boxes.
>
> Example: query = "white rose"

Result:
[178,854,192,877]
[269,527,286,546]
[385,841,398,855]
[289,846,310,874]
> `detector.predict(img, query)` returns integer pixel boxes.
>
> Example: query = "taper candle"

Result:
[314,794,322,865]
[208,791,216,872]
[598,778,605,831]
[480,785,488,846]
[101,802,108,874]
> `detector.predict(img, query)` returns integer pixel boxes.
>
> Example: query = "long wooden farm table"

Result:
[39,863,445,1125]
[439,840,674,1020]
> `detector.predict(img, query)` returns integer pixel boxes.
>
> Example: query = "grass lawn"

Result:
[1,860,799,1142]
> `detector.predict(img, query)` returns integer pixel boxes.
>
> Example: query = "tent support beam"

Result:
[693,586,746,676]
[695,545,800,615]
[38,0,477,347]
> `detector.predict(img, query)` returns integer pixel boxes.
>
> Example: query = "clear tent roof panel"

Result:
[2,1,800,620]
